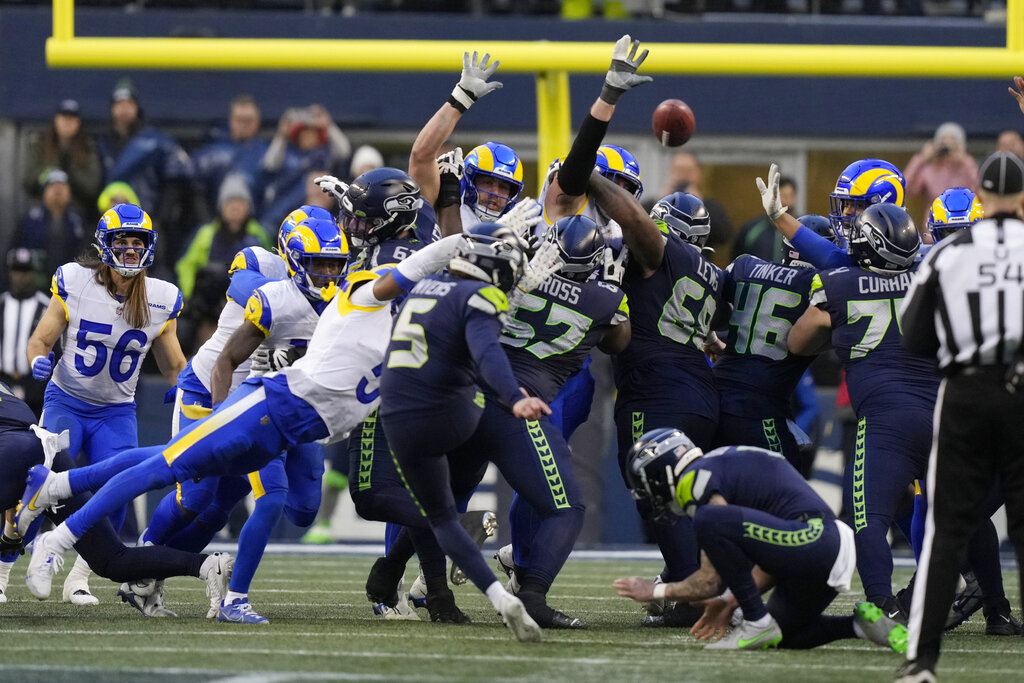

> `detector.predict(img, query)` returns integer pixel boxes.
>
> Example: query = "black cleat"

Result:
[518,589,587,630]
[984,599,1023,636]
[641,601,703,628]
[945,573,983,631]
[426,589,472,624]
[365,556,404,608]
[871,596,908,627]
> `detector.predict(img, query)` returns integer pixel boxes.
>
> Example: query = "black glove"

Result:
[0,531,25,556]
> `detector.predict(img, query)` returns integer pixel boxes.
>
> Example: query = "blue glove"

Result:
[30,352,54,381]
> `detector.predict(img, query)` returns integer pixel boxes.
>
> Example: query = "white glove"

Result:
[29,425,70,469]
[313,174,349,208]
[496,197,543,240]
[515,239,564,293]
[436,146,464,181]
[602,244,629,285]
[600,35,653,105]
[449,51,502,112]
[755,163,789,221]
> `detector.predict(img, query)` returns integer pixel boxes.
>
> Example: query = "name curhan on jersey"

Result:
[857,272,912,294]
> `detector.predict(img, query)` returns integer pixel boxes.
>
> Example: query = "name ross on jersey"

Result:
[411,279,455,297]
[857,272,912,295]
[749,262,800,286]
[534,276,581,305]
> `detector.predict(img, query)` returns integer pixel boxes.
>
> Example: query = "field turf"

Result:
[0,552,1020,682]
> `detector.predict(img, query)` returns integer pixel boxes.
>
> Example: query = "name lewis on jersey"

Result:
[695,258,720,290]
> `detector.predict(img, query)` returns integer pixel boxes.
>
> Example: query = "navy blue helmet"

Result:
[449,222,529,293]
[624,427,704,523]
[848,203,920,275]
[340,167,423,248]
[650,192,711,250]
[549,215,605,282]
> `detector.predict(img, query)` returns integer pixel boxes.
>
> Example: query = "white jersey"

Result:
[274,268,392,445]
[243,278,322,376]
[460,203,484,230]
[536,174,624,244]
[51,262,182,405]
[189,247,287,393]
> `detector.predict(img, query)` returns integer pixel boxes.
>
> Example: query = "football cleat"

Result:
[944,572,983,631]
[0,557,14,604]
[299,523,334,545]
[984,598,1023,636]
[63,588,99,605]
[518,589,587,630]
[365,556,405,608]
[426,588,472,624]
[408,570,428,609]
[894,661,937,683]
[450,511,498,586]
[641,601,703,628]
[218,597,270,625]
[493,544,520,595]
[25,531,63,600]
[14,465,60,536]
[202,552,233,619]
[645,574,668,617]
[118,580,177,618]
[497,593,542,642]
[854,601,907,653]
[872,595,908,627]
[705,616,783,650]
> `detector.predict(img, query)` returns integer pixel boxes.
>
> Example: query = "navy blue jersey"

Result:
[810,266,940,415]
[347,202,439,272]
[380,274,522,417]
[678,445,834,521]
[501,275,628,403]
[615,228,724,411]
[714,255,818,416]
[0,381,38,431]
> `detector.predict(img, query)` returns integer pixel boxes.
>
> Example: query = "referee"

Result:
[897,151,1024,683]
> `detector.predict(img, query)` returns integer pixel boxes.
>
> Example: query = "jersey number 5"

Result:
[75,319,148,382]
[387,298,437,369]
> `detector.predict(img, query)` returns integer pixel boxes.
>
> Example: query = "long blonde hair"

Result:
[76,252,151,329]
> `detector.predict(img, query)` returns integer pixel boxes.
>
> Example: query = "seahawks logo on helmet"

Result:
[383,192,423,213]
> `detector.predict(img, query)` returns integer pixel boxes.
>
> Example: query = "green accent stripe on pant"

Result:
[357,410,377,492]
[743,517,824,546]
[631,411,644,443]
[762,417,783,453]
[527,420,570,510]
[389,449,426,518]
[853,417,867,532]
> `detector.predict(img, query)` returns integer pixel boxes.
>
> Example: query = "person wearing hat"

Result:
[22,99,102,220]
[13,168,89,274]
[176,173,272,305]
[192,94,269,219]
[897,150,1024,683]
[97,77,198,264]
[0,248,50,416]
[905,122,980,233]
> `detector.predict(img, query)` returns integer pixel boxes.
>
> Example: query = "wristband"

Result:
[652,582,667,601]
[448,85,475,113]
[30,355,46,368]
[599,83,624,106]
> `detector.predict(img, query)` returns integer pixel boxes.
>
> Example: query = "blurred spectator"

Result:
[260,104,351,230]
[657,151,734,261]
[176,174,272,302]
[0,248,50,416]
[22,99,102,221]
[96,78,197,264]
[996,130,1024,158]
[349,144,385,180]
[192,94,269,219]
[905,121,979,223]
[96,181,141,215]
[12,169,89,275]
[733,175,797,263]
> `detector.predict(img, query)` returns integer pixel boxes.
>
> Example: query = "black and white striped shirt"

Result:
[0,289,49,379]
[901,213,1024,372]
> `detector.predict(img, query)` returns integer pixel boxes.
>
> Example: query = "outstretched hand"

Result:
[313,174,349,208]
[450,51,503,112]
[612,576,655,603]
[689,597,736,642]
[755,163,789,221]
[600,35,653,105]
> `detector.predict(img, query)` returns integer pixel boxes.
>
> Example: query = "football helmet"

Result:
[283,216,349,301]
[782,214,843,268]
[278,205,335,260]
[548,215,605,282]
[449,222,529,293]
[829,159,906,238]
[340,168,423,249]
[95,203,157,278]
[926,187,983,242]
[462,142,525,222]
[596,145,643,200]
[650,192,711,250]
[848,203,920,275]
[624,428,704,523]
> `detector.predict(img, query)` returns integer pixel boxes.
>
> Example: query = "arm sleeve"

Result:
[790,226,852,269]
[464,312,522,408]
[557,114,609,197]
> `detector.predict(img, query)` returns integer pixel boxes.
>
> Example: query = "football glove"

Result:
[602,245,629,285]
[313,174,349,208]
[449,51,502,113]
[496,197,543,240]
[755,163,789,221]
[30,352,54,381]
[251,346,306,374]
[600,35,653,106]
[436,147,464,209]
[515,239,564,294]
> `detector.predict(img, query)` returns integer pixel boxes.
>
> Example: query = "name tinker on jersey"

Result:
[51,262,182,405]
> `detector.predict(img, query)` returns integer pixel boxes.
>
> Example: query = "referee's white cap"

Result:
[979,151,1024,195]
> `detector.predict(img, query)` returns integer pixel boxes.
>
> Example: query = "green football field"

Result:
[0,552,1020,682]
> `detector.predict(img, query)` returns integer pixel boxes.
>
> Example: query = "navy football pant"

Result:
[714,411,808,477]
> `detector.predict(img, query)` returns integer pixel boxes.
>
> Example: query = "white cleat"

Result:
[493,544,520,595]
[14,465,60,536]
[408,569,428,610]
[25,532,64,600]
[499,594,542,642]
[202,552,233,619]
[705,616,783,650]
[118,579,177,617]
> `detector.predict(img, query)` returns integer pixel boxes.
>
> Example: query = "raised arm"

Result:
[588,173,664,275]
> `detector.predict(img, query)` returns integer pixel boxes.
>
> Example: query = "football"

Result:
[652,98,696,147]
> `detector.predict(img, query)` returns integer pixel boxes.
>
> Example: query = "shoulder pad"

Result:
[468,286,509,316]
[244,290,273,336]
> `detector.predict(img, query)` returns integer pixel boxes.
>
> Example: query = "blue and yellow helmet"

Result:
[596,145,643,200]
[278,205,335,262]
[828,158,905,238]
[95,203,156,278]
[926,187,983,242]
[462,142,525,222]
[283,216,349,301]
